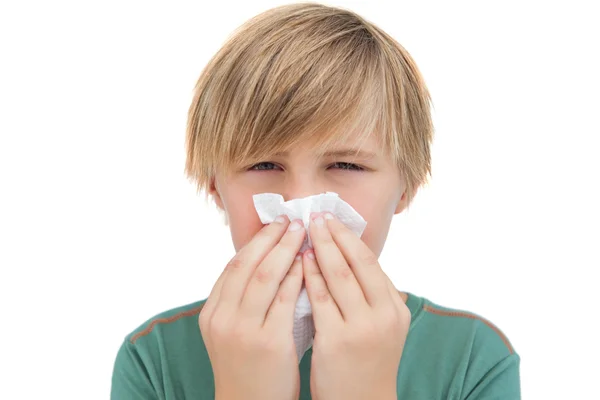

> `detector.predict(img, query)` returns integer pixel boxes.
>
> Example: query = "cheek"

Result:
[357,211,392,257]
[340,194,396,256]
[227,202,265,252]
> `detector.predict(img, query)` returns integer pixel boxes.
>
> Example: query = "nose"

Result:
[280,173,326,201]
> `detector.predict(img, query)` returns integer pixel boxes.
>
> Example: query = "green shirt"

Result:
[111,292,520,399]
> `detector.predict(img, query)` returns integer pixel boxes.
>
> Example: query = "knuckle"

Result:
[273,239,299,256]
[378,307,404,333]
[383,312,400,331]
[198,311,209,333]
[225,257,244,271]
[253,267,273,284]
[274,287,293,304]
[249,228,280,251]
[255,228,273,244]
[305,267,321,278]
[314,287,330,303]
[199,305,212,324]
[360,253,380,269]
[334,266,354,280]
[273,292,286,305]
[286,263,302,278]
[399,304,412,325]
[307,267,322,277]
[320,234,336,246]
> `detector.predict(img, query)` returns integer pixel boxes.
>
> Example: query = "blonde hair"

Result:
[185,2,434,208]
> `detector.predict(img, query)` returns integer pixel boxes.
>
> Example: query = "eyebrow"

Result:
[274,149,377,159]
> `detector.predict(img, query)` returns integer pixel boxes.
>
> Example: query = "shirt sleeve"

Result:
[111,339,158,400]
[464,353,521,399]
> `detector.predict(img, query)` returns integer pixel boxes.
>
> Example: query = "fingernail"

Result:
[274,215,286,224]
[307,250,315,260]
[313,216,324,227]
[288,220,303,232]
[310,211,322,220]
[295,253,302,261]
[324,212,334,220]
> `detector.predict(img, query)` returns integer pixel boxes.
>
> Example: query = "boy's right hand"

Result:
[199,215,306,400]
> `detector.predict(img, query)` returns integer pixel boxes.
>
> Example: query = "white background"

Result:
[1,0,598,398]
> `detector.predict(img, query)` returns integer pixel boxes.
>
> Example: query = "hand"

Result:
[199,215,306,400]
[302,212,411,400]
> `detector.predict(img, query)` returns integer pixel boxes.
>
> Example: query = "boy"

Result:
[111,3,520,399]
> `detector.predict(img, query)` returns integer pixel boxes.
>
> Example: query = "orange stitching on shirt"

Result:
[423,304,514,354]
[130,304,205,344]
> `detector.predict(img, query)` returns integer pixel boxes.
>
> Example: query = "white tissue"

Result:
[252,191,367,361]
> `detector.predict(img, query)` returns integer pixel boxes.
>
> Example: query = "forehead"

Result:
[286,127,386,154]
[242,134,395,177]
[285,128,387,157]
[240,132,392,171]
[228,120,392,171]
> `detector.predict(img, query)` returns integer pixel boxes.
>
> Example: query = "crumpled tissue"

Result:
[252,191,367,361]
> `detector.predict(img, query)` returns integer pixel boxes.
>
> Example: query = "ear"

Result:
[394,189,410,215]
[208,176,225,211]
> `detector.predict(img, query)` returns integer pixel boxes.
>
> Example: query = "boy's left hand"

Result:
[303,212,411,400]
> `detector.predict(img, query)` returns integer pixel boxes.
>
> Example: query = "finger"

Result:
[385,275,404,309]
[308,212,368,319]
[198,262,230,348]
[263,253,304,331]
[302,249,343,329]
[323,212,391,309]
[384,273,404,310]
[240,219,306,322]
[218,215,290,313]
[200,263,229,319]
[387,279,412,323]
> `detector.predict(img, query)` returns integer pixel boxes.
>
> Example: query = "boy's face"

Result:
[209,133,410,257]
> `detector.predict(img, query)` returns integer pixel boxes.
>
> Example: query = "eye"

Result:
[249,162,281,171]
[330,162,364,171]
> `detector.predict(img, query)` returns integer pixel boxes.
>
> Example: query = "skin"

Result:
[200,133,412,400]
[211,134,411,262]
[302,212,410,400]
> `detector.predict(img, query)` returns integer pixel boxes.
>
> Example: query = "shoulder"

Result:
[420,296,515,357]
[405,292,515,357]
[124,299,207,345]
[403,293,521,397]
[111,299,213,398]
